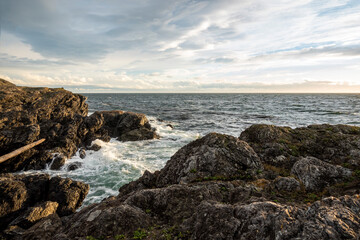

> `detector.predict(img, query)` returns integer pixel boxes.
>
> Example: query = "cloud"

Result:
[0,0,360,92]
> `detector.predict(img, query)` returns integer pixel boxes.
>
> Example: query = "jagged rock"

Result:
[119,133,262,195]
[181,195,360,240]
[117,128,159,141]
[0,176,27,218]
[67,162,82,171]
[0,173,88,235]
[100,110,159,141]
[48,176,89,216]
[156,133,262,187]
[49,154,66,170]
[21,182,360,240]
[0,79,159,172]
[274,176,301,192]
[291,156,352,192]
[8,201,58,229]
[0,79,88,172]
[59,200,153,239]
[240,124,360,167]
[13,214,63,240]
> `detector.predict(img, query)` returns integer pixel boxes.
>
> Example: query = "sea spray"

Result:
[26,117,199,206]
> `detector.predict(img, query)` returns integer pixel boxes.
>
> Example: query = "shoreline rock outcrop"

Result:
[0,173,89,236]
[0,79,159,173]
[5,123,360,240]
[2,79,360,239]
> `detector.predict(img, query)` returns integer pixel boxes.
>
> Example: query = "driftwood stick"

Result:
[0,138,46,164]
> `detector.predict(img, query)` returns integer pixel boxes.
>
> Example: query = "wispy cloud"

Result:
[0,0,359,92]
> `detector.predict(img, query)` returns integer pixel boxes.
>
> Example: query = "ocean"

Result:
[29,93,360,206]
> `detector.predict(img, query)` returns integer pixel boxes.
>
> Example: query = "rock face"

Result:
[0,79,159,172]
[9,201,59,229]
[119,133,262,195]
[274,176,301,192]
[12,126,360,240]
[48,176,89,216]
[82,110,159,145]
[240,124,360,167]
[156,133,262,186]
[291,156,352,191]
[0,173,88,236]
[0,79,87,172]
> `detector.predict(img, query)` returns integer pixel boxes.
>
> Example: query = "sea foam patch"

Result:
[26,117,199,207]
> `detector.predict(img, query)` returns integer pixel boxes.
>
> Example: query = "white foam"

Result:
[26,116,199,207]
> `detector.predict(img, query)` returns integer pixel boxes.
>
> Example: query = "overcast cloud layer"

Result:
[0,0,360,92]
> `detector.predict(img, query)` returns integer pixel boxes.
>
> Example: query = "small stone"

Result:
[79,148,86,159]
[67,162,82,171]
[88,143,101,151]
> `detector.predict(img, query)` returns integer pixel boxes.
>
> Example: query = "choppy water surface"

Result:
[32,94,360,206]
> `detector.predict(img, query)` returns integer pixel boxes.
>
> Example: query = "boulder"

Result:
[274,176,301,192]
[0,176,27,218]
[12,214,63,240]
[156,133,262,187]
[100,111,159,141]
[240,124,360,167]
[291,157,352,192]
[79,148,86,159]
[0,173,88,234]
[8,201,58,229]
[67,162,82,171]
[119,133,262,195]
[48,176,90,216]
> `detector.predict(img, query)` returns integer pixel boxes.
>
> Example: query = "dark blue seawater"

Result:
[85,93,360,136]
[30,94,360,206]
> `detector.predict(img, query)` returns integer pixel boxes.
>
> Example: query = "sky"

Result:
[0,0,360,93]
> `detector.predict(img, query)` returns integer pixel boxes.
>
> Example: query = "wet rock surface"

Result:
[0,79,159,173]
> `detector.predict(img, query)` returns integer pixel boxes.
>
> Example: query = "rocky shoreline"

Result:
[1,79,360,239]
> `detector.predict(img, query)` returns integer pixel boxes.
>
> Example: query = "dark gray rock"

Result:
[67,162,82,171]
[79,148,86,159]
[274,176,301,192]
[156,132,262,187]
[12,213,63,240]
[291,156,352,192]
[119,133,262,196]
[240,124,360,167]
